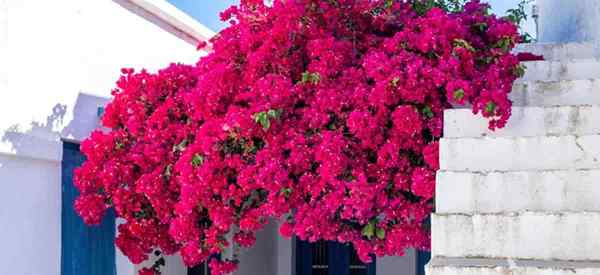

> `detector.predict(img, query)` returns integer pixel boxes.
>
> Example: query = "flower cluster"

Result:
[74,1,528,274]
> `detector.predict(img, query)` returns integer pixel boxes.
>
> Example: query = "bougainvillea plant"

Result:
[74,0,532,274]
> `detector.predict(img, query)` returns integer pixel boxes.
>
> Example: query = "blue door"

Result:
[417,250,431,275]
[188,263,210,275]
[296,240,376,275]
[61,142,116,275]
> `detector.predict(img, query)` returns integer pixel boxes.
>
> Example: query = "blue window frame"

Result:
[296,239,376,275]
[61,142,116,275]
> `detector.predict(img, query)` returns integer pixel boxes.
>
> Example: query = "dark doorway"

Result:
[188,262,210,275]
[296,239,376,275]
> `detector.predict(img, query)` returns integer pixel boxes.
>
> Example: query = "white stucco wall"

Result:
[378,251,417,275]
[0,154,62,275]
[235,222,278,275]
[538,0,600,51]
[0,1,209,275]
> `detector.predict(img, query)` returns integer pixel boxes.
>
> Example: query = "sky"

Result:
[168,0,535,35]
[166,0,237,31]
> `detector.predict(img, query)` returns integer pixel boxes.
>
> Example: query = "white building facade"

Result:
[427,1,600,274]
[0,1,419,275]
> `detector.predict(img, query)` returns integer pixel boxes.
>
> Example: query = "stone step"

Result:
[444,105,600,138]
[436,170,600,214]
[514,42,595,61]
[440,135,600,172]
[510,79,600,107]
[520,59,600,82]
[427,257,600,275]
[431,212,600,261]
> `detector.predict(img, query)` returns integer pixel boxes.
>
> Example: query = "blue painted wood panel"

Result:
[296,239,376,275]
[417,250,431,275]
[61,142,116,275]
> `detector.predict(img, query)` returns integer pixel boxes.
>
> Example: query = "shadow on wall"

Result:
[1,103,67,160]
[61,93,110,141]
[0,92,109,160]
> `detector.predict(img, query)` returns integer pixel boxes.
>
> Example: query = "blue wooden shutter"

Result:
[296,239,375,275]
[61,142,117,275]
[417,216,432,275]
[416,250,431,275]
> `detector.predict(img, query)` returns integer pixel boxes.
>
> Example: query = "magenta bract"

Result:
[74,1,523,274]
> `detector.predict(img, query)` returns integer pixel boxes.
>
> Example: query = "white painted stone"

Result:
[427,266,600,275]
[444,106,600,138]
[436,170,600,214]
[514,43,595,61]
[520,59,600,82]
[440,135,600,172]
[431,213,600,261]
[510,79,600,107]
[537,0,600,55]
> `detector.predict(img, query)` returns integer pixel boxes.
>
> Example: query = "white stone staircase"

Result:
[427,42,600,275]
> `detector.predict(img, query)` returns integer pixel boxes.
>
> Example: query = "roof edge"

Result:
[114,0,216,50]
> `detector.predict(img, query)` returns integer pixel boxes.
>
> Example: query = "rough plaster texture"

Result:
[510,79,600,107]
[436,170,600,214]
[514,43,595,61]
[431,212,600,261]
[378,249,417,275]
[440,135,600,172]
[429,41,600,275]
[520,59,600,82]
[427,257,600,275]
[0,154,61,275]
[427,266,600,275]
[444,106,600,138]
[538,0,600,55]
[234,222,277,275]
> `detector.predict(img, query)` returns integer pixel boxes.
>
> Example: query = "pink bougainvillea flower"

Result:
[73,1,527,274]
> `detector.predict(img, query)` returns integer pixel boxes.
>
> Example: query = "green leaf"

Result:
[412,0,436,16]
[281,188,292,198]
[453,89,465,101]
[362,222,375,239]
[422,106,434,119]
[191,154,205,167]
[376,227,386,240]
[485,102,497,115]
[253,109,281,130]
[115,142,124,150]
[300,72,321,85]
[453,39,476,52]
[267,109,282,119]
[472,22,488,33]
[514,63,526,78]
[494,37,513,52]
[384,0,393,9]
[253,112,270,130]
[477,56,494,65]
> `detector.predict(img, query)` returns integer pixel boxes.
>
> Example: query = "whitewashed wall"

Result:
[0,1,207,275]
[538,0,600,50]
